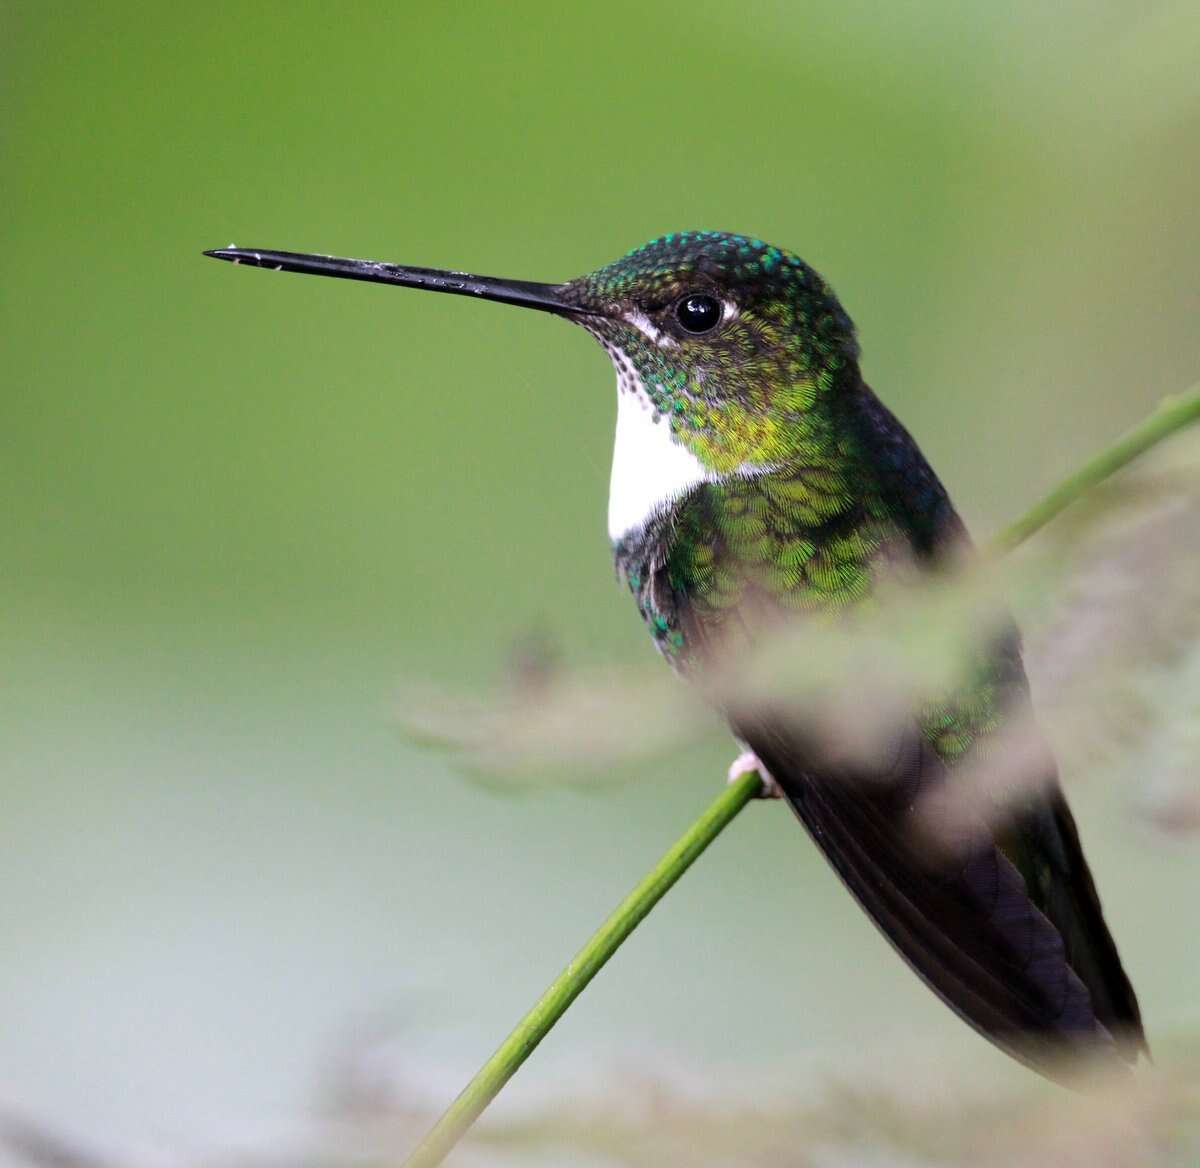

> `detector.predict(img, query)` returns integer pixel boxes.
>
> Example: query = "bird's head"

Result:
[560,232,860,472]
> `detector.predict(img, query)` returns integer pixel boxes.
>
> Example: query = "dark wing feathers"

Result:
[1009,792,1147,1060]
[739,717,1126,1079]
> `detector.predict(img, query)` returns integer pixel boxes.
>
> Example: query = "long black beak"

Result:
[203,247,596,318]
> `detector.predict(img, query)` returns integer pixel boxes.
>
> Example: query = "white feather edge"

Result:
[607,384,713,541]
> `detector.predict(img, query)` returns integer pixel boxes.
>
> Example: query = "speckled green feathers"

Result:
[574,234,903,657]
[589,236,960,681]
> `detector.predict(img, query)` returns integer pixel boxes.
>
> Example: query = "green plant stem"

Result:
[402,379,1200,1167]
[990,383,1200,554]
[402,769,763,1168]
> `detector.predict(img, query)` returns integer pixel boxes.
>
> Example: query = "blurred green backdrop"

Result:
[3,1,1199,1159]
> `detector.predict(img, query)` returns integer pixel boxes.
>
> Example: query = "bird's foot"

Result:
[727,749,782,799]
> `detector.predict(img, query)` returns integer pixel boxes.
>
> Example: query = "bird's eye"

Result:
[674,293,722,334]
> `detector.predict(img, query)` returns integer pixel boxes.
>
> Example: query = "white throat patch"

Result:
[607,379,711,542]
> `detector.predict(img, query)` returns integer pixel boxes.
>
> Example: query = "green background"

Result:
[3,2,1199,1158]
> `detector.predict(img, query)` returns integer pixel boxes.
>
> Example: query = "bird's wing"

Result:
[737,708,1140,1080]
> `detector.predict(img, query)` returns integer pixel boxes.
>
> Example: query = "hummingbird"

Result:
[204,231,1145,1080]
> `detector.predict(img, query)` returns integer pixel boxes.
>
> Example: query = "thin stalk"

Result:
[402,770,763,1168]
[990,383,1200,554]
[403,379,1200,1167]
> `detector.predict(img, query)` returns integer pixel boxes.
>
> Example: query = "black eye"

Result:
[675,293,721,334]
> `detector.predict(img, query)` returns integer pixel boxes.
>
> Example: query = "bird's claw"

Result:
[727,749,782,799]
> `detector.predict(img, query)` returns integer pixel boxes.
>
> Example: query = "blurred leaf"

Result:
[395,439,1200,840]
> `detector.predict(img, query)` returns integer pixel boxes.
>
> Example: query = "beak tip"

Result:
[204,247,276,270]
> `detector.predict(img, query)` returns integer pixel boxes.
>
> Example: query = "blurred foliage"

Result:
[399,427,1200,839]
[5,1039,1200,1167]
